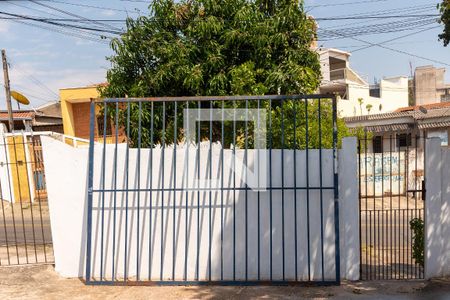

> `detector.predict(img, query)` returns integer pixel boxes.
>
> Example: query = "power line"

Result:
[351,26,440,52]
[9,18,112,44]
[315,14,439,20]
[317,17,438,41]
[43,0,141,14]
[316,4,437,32]
[0,11,123,34]
[319,27,450,67]
[29,0,122,32]
[0,16,126,22]
[306,0,393,9]
[6,54,59,98]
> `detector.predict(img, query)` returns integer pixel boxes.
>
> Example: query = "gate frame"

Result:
[85,94,340,286]
[358,133,426,280]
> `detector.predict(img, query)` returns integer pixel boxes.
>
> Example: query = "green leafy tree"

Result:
[366,104,373,114]
[100,0,352,148]
[438,0,450,46]
[102,0,320,97]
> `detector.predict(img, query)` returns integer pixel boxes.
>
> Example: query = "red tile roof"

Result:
[395,102,450,112]
[0,111,34,120]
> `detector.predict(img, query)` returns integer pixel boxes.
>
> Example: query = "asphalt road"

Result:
[0,202,53,265]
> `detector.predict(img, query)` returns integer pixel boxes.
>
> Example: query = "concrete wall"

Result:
[41,136,359,281]
[415,66,446,105]
[425,138,450,278]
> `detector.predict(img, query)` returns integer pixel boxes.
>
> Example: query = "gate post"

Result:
[425,137,443,279]
[339,137,359,280]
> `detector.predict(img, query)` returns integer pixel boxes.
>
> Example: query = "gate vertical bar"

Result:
[85,99,96,283]
[268,98,273,281]
[112,101,119,282]
[318,98,325,281]
[232,101,236,281]
[293,99,298,281]
[21,133,38,262]
[124,102,130,282]
[136,101,142,281]
[332,96,340,283]
[161,101,166,281]
[245,99,249,281]
[149,102,154,280]
[173,101,177,281]
[256,98,261,281]
[184,101,189,281]
[281,98,285,281]
[209,101,212,281]
[305,98,311,281]
[100,103,107,281]
[358,139,362,280]
[220,101,224,281]
[196,101,200,281]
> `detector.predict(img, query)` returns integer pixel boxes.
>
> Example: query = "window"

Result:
[33,170,46,190]
[428,130,448,146]
[373,136,383,153]
[97,116,112,136]
[397,133,412,148]
[369,87,380,98]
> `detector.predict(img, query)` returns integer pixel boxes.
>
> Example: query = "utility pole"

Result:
[1,50,14,132]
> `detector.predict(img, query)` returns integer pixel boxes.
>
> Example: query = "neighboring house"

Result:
[343,102,450,198]
[318,48,409,117]
[344,101,450,151]
[0,108,63,133]
[60,83,125,143]
[414,65,450,105]
[33,102,63,132]
[0,128,51,203]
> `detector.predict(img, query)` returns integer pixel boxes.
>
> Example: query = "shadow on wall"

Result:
[83,142,339,283]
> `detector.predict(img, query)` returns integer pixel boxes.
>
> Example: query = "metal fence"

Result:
[359,134,425,280]
[85,95,340,285]
[0,132,53,266]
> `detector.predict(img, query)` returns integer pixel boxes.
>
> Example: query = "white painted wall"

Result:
[425,138,450,278]
[41,136,359,281]
[337,77,409,117]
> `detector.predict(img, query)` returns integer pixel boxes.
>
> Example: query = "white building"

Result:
[318,48,409,117]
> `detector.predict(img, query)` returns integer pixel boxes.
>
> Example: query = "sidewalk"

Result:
[0,265,449,299]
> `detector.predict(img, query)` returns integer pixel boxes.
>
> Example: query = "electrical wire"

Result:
[319,27,450,67]
[29,0,123,32]
[6,55,60,98]
[9,18,112,44]
[0,11,123,34]
[43,0,141,14]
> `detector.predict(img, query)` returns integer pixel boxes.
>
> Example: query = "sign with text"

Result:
[360,152,405,197]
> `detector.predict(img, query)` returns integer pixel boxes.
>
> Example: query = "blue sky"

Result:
[0,0,448,109]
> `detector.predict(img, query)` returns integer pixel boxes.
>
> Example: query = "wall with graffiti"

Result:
[359,150,424,197]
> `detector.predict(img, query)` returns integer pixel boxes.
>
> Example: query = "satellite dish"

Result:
[10,91,30,105]
[418,106,428,114]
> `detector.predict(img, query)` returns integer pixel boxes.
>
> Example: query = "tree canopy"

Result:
[438,0,450,46]
[100,0,352,149]
[101,0,321,97]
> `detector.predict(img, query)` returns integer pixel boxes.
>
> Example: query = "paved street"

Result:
[0,201,53,265]
[1,264,450,299]
[360,196,424,279]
